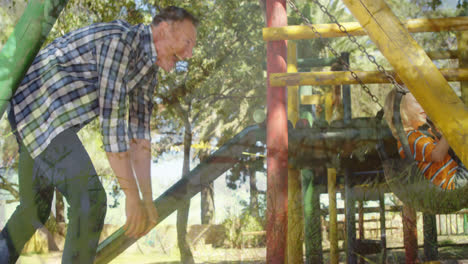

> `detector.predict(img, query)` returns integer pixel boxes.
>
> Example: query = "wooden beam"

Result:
[458,32,468,103]
[263,17,468,41]
[328,168,339,264]
[341,0,468,175]
[270,68,468,86]
[301,94,321,105]
[287,41,304,264]
[427,50,458,60]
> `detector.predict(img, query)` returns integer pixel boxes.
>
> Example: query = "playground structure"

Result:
[1,0,468,263]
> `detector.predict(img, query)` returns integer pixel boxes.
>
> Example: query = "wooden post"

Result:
[287,41,303,264]
[328,168,339,264]
[402,205,418,264]
[341,0,468,168]
[423,213,438,261]
[302,168,324,264]
[345,169,357,264]
[301,93,324,264]
[266,0,288,263]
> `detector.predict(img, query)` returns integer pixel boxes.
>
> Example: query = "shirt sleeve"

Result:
[96,37,131,153]
[128,70,157,141]
[410,132,436,163]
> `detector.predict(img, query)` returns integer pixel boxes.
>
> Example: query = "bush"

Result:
[222,211,265,249]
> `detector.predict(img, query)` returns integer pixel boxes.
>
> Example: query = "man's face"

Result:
[157,19,197,72]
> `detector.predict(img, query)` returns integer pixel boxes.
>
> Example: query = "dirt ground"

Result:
[15,245,468,264]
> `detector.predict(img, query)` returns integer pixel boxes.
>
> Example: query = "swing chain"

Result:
[310,0,403,87]
[286,0,406,106]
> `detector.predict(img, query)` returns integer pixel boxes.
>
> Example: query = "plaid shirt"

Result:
[11,20,158,158]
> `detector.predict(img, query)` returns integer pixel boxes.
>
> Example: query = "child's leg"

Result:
[35,127,107,264]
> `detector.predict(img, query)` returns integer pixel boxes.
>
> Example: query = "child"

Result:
[383,88,468,190]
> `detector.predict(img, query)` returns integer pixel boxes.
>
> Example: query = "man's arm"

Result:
[106,152,148,238]
[130,139,159,229]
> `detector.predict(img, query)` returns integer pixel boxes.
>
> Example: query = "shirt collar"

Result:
[143,24,158,64]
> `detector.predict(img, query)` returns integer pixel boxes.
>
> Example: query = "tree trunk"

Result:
[249,164,259,219]
[177,118,195,264]
[201,182,215,225]
[200,152,215,225]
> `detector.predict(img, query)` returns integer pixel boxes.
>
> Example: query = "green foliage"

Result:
[222,209,265,249]
[153,0,266,157]
[226,156,264,190]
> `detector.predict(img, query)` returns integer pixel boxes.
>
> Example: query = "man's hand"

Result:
[123,195,148,238]
[141,200,159,236]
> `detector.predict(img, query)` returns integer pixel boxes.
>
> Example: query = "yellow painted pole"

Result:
[270,68,468,86]
[341,0,468,169]
[263,17,468,41]
[328,168,339,264]
[458,32,468,103]
[287,41,303,264]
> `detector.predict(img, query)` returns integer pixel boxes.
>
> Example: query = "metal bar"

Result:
[358,200,364,264]
[341,0,468,170]
[379,193,387,264]
[328,168,339,264]
[345,168,357,264]
[446,215,449,235]
[263,17,468,41]
[270,68,468,86]
[358,201,364,240]
[341,53,352,124]
[0,0,69,118]
[464,214,468,235]
[298,57,339,68]
[287,41,304,264]
[95,126,263,263]
[266,1,288,263]
[438,215,442,236]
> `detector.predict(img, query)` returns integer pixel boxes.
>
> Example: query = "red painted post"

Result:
[266,0,288,263]
[402,205,418,264]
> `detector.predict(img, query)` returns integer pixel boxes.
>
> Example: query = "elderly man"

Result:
[1,6,197,263]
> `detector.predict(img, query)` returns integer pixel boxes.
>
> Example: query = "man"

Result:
[0,6,198,263]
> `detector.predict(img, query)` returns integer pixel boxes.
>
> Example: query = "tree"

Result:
[226,156,265,219]
[149,0,266,261]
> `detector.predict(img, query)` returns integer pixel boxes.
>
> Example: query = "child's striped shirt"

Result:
[398,130,458,190]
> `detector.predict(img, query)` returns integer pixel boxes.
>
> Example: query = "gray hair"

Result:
[152,6,199,27]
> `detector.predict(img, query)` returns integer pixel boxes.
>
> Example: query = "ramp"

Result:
[95,125,264,264]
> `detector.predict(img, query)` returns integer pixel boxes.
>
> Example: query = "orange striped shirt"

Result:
[398,130,458,190]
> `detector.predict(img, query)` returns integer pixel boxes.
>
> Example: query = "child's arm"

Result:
[431,136,450,163]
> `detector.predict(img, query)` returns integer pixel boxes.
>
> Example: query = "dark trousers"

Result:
[0,110,107,263]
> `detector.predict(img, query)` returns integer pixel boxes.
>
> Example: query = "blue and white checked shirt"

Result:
[11,20,159,158]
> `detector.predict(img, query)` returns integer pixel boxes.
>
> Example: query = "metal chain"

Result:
[286,0,406,108]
